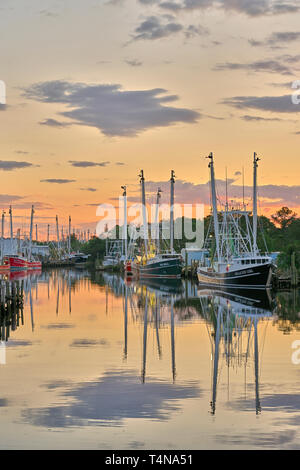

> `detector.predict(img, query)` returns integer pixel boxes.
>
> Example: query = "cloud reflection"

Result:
[23,370,200,428]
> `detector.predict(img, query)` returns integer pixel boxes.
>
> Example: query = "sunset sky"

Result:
[1,0,300,237]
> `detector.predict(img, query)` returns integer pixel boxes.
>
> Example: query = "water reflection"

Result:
[198,288,273,415]
[0,269,300,448]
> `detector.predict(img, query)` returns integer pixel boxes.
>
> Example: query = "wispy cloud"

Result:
[39,118,71,128]
[69,161,110,168]
[214,59,293,75]
[79,187,98,192]
[40,179,76,184]
[124,58,143,67]
[222,94,300,113]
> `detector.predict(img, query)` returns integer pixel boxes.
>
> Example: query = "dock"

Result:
[0,279,24,342]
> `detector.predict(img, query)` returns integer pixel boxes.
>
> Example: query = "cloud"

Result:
[131,15,208,42]
[131,15,183,41]
[219,0,299,16]
[184,24,209,38]
[223,94,300,113]
[24,80,200,137]
[69,160,110,168]
[0,194,24,203]
[0,161,33,171]
[40,179,76,184]
[124,59,143,67]
[39,118,71,128]
[240,114,283,121]
[138,0,300,16]
[249,31,300,48]
[214,59,292,75]
[79,187,98,192]
[15,150,29,155]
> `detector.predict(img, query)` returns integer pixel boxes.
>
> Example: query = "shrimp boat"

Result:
[132,170,182,279]
[197,153,273,288]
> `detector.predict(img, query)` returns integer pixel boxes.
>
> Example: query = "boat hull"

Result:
[197,263,273,288]
[6,256,28,271]
[138,258,182,279]
[28,261,42,270]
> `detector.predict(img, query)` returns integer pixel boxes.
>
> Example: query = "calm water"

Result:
[0,269,300,450]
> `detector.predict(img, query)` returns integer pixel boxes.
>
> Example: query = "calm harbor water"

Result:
[0,269,300,450]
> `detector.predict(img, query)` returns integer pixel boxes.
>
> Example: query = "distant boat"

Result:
[73,253,90,268]
[135,253,182,279]
[197,153,273,289]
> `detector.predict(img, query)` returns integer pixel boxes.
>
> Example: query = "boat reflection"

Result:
[198,287,273,415]
[123,280,180,384]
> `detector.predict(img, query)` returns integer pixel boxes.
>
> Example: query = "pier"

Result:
[0,279,24,342]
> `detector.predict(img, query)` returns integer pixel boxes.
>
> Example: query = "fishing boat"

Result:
[132,170,182,279]
[197,153,273,288]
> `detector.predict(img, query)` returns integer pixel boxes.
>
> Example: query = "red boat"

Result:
[27,260,42,270]
[4,255,28,271]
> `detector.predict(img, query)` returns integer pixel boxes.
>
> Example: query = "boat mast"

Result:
[139,170,148,258]
[68,216,71,256]
[154,188,162,254]
[121,185,127,260]
[170,170,175,254]
[124,284,128,360]
[56,215,60,254]
[9,205,13,254]
[253,152,260,254]
[29,205,34,261]
[1,211,5,261]
[207,153,220,262]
